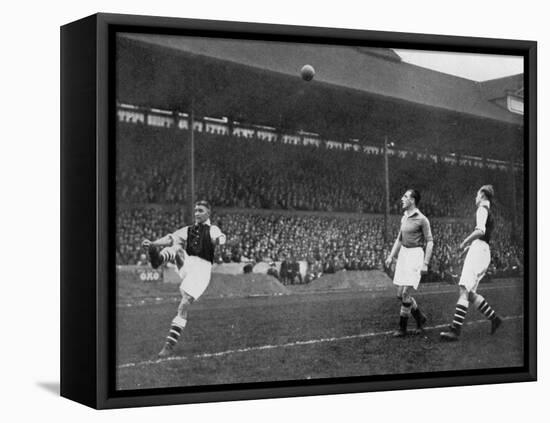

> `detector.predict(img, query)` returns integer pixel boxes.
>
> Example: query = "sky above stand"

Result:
[394,49,523,82]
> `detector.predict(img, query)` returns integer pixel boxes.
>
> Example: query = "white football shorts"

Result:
[178,255,213,300]
[393,246,424,289]
[459,239,490,292]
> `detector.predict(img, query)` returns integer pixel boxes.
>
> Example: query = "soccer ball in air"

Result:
[300,64,315,81]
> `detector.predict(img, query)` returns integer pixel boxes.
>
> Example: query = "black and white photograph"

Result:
[5,0,548,419]
[114,30,529,391]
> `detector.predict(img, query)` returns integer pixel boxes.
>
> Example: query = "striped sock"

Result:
[160,248,176,264]
[451,299,469,333]
[474,295,497,320]
[164,316,187,348]
[165,325,183,347]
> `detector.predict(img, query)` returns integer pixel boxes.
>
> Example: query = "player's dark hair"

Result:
[479,185,494,202]
[195,200,211,211]
[408,189,421,206]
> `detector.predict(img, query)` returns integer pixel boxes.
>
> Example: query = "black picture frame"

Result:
[61,12,537,409]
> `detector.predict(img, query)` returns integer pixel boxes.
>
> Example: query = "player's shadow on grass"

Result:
[36,381,60,396]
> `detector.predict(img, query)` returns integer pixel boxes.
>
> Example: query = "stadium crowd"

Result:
[117,124,523,220]
[116,122,524,283]
[117,208,524,283]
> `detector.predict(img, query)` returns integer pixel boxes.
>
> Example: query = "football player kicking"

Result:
[142,200,226,357]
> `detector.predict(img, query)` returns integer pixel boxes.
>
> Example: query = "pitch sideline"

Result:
[117,314,523,369]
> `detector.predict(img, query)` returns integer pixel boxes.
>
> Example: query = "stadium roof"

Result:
[116,34,524,161]
[479,74,524,100]
[121,33,523,125]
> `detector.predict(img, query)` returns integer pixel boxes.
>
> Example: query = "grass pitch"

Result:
[116,278,523,390]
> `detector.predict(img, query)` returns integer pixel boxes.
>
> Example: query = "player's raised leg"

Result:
[142,237,179,269]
